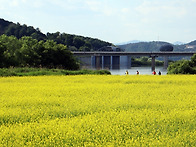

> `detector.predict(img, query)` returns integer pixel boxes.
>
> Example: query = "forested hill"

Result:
[0,19,46,40]
[0,18,113,51]
[118,41,196,52]
[118,41,169,52]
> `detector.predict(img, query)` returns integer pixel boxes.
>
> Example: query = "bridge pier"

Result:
[127,56,132,69]
[74,51,196,71]
[112,56,120,69]
[120,56,131,69]
[163,56,169,69]
[103,56,111,69]
[151,56,156,71]
[150,55,159,71]
[110,56,113,69]
[91,56,95,69]
[92,55,168,71]
[96,56,101,69]
[91,55,132,70]
[91,55,121,69]
[102,56,104,69]
[91,56,102,69]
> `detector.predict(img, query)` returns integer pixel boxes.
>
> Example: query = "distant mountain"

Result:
[117,41,196,52]
[173,41,184,45]
[187,40,196,45]
[118,41,171,52]
[115,40,143,45]
[0,18,113,51]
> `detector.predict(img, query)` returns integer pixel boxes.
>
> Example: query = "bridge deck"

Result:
[73,51,196,56]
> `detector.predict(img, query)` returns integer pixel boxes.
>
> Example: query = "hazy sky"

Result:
[0,0,196,44]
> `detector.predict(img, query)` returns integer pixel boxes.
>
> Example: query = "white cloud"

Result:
[121,8,130,14]
[31,0,44,8]
[0,0,43,9]
[1,0,196,43]
[8,0,28,7]
[84,0,117,16]
[136,1,187,20]
[10,0,19,7]
[48,0,85,11]
[110,0,192,42]
[85,0,101,12]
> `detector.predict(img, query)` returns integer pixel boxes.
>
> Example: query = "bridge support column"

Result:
[91,56,95,69]
[120,56,131,69]
[112,56,120,69]
[95,56,101,69]
[151,56,156,71]
[127,56,131,69]
[110,56,113,69]
[102,56,104,69]
[164,56,169,69]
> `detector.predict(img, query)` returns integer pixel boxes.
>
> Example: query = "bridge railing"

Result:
[72,51,196,56]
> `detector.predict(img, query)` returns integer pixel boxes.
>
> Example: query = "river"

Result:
[110,67,167,75]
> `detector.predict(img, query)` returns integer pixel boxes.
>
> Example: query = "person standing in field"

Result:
[125,70,129,75]
[158,71,161,75]
[152,70,156,75]
[136,70,139,75]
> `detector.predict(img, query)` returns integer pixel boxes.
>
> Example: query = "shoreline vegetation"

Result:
[131,57,164,67]
[0,67,111,77]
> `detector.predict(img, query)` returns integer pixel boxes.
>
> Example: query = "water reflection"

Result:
[110,67,167,75]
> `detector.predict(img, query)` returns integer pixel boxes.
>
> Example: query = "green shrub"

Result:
[0,68,111,77]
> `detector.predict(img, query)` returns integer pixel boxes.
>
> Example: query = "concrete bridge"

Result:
[73,51,196,71]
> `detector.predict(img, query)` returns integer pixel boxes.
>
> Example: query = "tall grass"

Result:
[0,67,111,76]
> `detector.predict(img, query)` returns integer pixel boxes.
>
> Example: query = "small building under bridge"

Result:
[73,51,196,71]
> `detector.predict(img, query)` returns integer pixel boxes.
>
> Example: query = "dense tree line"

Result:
[0,35,79,69]
[131,57,163,67]
[168,54,196,74]
[0,18,113,51]
[46,32,113,51]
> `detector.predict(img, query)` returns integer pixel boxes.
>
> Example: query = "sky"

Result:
[0,0,196,44]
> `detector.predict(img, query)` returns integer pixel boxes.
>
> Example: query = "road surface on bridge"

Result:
[72,51,196,56]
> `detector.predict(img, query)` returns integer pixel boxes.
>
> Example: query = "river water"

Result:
[110,67,167,75]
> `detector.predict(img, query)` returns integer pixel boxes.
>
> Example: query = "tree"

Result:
[167,54,196,74]
[178,61,193,74]
[19,36,41,66]
[0,42,6,67]
[190,54,196,66]
[47,32,61,43]
[65,34,74,47]
[0,34,79,69]
[84,41,92,51]
[0,35,21,67]
[73,37,85,49]
[40,40,79,69]
[4,24,16,36]
[141,57,149,62]
[69,46,77,51]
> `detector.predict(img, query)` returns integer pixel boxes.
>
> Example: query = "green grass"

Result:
[0,67,111,77]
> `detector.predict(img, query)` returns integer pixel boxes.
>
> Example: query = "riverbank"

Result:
[0,68,111,77]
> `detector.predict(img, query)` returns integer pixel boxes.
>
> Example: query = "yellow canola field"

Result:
[0,75,196,146]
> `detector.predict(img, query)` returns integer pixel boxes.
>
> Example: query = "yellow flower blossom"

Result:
[0,75,195,146]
